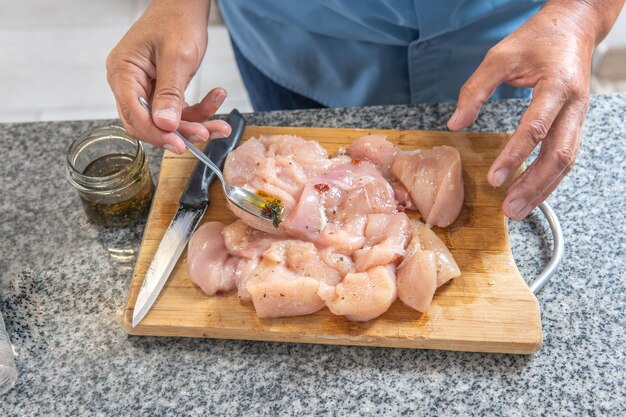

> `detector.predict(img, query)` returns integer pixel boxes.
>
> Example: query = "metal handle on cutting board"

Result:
[528,202,564,294]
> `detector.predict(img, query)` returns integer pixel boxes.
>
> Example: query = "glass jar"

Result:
[66,125,154,227]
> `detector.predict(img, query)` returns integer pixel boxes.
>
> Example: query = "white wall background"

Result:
[604,8,626,48]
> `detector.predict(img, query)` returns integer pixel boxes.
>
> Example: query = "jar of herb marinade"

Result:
[66,125,154,227]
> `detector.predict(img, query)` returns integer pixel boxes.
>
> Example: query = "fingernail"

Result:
[189,134,206,142]
[155,107,178,121]
[163,144,179,154]
[210,131,229,140]
[508,198,528,218]
[449,109,459,126]
[492,168,509,187]
[213,92,226,105]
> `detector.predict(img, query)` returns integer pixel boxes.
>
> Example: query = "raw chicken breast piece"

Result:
[222,220,285,258]
[318,265,397,321]
[246,260,325,318]
[263,240,343,286]
[223,138,266,186]
[347,134,399,179]
[187,222,238,295]
[407,220,461,287]
[336,161,397,215]
[353,212,411,272]
[224,135,328,185]
[242,240,343,318]
[396,220,461,312]
[392,146,464,227]
[260,135,329,175]
[397,250,437,312]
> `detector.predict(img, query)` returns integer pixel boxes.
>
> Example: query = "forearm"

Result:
[545,0,624,44]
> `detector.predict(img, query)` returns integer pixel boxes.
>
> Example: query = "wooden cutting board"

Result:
[123,126,542,354]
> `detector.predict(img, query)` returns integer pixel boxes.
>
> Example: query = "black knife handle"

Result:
[179,109,246,209]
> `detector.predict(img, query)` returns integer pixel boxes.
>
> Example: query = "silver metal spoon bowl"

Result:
[138,97,282,227]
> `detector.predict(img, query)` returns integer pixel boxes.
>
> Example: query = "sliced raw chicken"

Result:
[223,138,266,186]
[396,220,461,312]
[187,222,238,295]
[318,265,397,321]
[260,135,329,175]
[353,212,411,272]
[334,161,397,215]
[392,146,464,227]
[246,260,325,318]
[397,250,437,312]
[244,240,343,318]
[224,135,329,185]
[263,240,342,286]
[408,220,461,287]
[190,134,465,322]
[283,160,395,251]
[224,135,328,234]
[347,134,399,179]
[222,220,284,258]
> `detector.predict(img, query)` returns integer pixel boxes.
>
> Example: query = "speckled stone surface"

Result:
[0,95,624,416]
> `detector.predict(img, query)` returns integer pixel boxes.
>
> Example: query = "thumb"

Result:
[152,48,195,132]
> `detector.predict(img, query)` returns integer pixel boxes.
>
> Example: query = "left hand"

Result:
[447,1,612,220]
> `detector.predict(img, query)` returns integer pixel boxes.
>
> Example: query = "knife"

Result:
[132,110,246,327]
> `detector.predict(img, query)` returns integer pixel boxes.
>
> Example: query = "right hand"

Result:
[106,0,231,154]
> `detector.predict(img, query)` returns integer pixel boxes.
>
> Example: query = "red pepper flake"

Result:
[314,183,330,193]
[351,159,363,165]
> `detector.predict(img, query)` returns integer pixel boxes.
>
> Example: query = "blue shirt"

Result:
[219,0,545,107]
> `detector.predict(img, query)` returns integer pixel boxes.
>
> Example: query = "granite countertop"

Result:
[0,95,624,416]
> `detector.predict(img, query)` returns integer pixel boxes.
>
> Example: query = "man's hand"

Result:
[106,0,231,154]
[448,0,624,220]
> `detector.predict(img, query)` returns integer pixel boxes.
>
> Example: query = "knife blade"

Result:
[132,110,246,327]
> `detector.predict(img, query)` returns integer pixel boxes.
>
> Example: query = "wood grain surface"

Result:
[122,126,542,354]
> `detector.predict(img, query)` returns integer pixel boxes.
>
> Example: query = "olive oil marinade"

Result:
[79,153,154,226]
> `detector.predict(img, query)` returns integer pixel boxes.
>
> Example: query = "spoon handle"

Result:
[173,130,227,188]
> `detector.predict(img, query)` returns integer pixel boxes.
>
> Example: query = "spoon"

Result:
[138,97,283,228]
